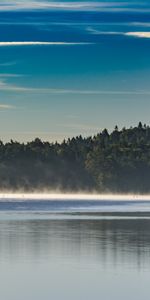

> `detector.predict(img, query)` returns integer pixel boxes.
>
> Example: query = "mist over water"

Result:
[1,192,150,200]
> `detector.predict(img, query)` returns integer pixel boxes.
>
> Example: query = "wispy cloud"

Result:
[87,27,122,35]
[0,73,22,78]
[0,1,149,12]
[0,104,15,109]
[0,1,120,11]
[131,22,150,28]
[87,27,150,39]
[0,41,91,47]
[0,61,17,67]
[0,80,150,96]
[0,74,149,96]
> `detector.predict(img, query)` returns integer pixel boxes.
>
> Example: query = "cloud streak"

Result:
[87,27,122,35]
[87,27,150,39]
[1,82,150,96]
[0,1,149,12]
[0,41,91,47]
[0,61,17,67]
[0,104,15,109]
[0,73,22,78]
[0,76,150,97]
[0,1,121,11]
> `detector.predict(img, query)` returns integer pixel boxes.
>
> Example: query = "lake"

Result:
[0,197,150,300]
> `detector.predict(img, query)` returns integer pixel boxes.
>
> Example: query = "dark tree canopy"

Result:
[1,123,150,193]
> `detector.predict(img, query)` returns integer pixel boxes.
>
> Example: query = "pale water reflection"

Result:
[0,200,150,300]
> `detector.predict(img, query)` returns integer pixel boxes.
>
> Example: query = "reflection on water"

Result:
[0,201,150,300]
[0,216,150,268]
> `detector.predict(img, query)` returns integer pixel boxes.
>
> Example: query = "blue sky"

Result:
[0,0,150,141]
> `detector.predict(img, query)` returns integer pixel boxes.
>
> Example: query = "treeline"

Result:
[1,122,150,193]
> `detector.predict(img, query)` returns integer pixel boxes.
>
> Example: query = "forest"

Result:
[1,122,150,193]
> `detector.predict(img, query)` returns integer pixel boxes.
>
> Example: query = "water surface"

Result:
[0,198,150,300]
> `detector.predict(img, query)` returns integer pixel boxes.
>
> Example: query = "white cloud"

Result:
[125,32,150,38]
[0,41,91,46]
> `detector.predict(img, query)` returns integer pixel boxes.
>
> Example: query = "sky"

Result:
[0,0,150,142]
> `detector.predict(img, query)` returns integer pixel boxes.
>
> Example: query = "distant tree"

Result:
[138,122,143,129]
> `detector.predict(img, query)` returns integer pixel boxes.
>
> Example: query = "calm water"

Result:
[0,199,150,300]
